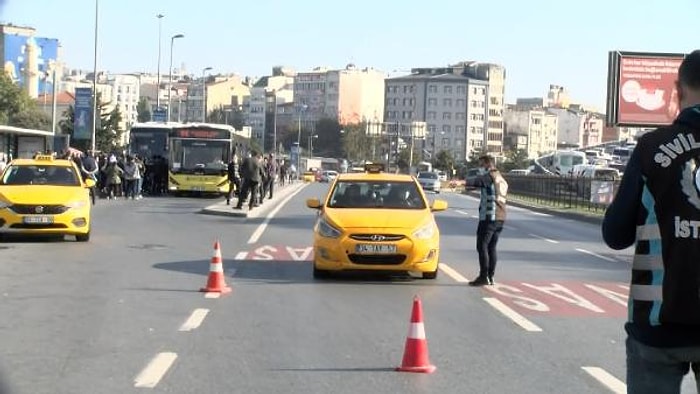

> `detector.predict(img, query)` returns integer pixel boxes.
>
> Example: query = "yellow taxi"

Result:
[0,154,95,241]
[306,163,448,279]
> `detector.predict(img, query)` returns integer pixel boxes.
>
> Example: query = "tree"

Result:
[314,118,343,158]
[467,147,487,167]
[501,148,530,172]
[136,97,151,122]
[0,72,51,130]
[434,150,456,173]
[340,123,373,162]
[58,105,74,136]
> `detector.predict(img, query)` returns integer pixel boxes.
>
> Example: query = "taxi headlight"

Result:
[316,217,341,238]
[413,222,435,239]
[0,200,9,209]
[65,200,88,209]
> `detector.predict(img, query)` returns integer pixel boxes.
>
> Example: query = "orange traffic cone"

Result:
[396,295,436,373]
[200,240,232,294]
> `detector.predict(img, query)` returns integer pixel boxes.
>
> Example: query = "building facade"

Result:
[504,105,558,158]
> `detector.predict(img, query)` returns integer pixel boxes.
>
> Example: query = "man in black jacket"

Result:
[602,50,700,393]
[225,150,240,205]
[234,150,262,210]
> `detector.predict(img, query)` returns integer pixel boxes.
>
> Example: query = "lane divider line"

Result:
[581,366,626,394]
[530,211,552,217]
[575,248,617,262]
[456,210,470,216]
[234,251,248,260]
[133,352,178,388]
[439,263,470,283]
[178,308,209,332]
[528,233,560,244]
[483,297,543,332]
[248,184,307,244]
[204,292,221,299]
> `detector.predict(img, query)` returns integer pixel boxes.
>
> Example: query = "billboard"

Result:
[73,88,93,140]
[606,51,685,127]
[2,34,59,95]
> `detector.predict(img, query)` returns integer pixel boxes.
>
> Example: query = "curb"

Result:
[199,182,307,219]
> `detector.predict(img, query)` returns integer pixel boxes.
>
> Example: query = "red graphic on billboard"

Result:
[617,54,684,126]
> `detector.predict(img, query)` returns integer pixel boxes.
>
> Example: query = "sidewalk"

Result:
[200,181,307,219]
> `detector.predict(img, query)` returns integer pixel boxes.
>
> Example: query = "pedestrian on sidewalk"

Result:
[226,149,241,205]
[602,50,700,393]
[464,154,508,286]
[235,150,262,210]
[265,153,278,199]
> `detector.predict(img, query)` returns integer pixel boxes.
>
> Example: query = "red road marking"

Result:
[483,281,629,317]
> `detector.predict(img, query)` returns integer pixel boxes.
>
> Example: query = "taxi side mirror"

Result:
[431,199,448,212]
[306,198,322,209]
[85,178,96,188]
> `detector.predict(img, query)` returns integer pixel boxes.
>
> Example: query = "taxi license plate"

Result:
[190,186,205,191]
[355,244,397,254]
[23,216,54,224]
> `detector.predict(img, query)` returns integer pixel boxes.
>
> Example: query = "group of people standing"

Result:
[226,149,294,210]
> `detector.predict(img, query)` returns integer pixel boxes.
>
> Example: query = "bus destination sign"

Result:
[173,128,230,139]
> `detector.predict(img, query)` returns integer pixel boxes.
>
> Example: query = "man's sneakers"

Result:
[468,276,489,286]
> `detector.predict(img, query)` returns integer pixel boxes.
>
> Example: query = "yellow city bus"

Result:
[129,122,248,196]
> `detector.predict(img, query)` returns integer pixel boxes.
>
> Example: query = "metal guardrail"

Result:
[503,174,620,212]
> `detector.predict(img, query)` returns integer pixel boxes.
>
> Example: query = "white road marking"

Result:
[530,211,552,217]
[483,297,543,332]
[575,248,617,262]
[248,184,306,244]
[133,352,178,388]
[456,210,470,215]
[581,366,626,394]
[234,251,248,260]
[178,308,209,332]
[504,225,517,231]
[528,233,560,244]
[470,214,479,219]
[204,292,221,299]
[439,264,470,283]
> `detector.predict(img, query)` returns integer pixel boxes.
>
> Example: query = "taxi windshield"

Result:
[2,165,81,186]
[327,180,426,209]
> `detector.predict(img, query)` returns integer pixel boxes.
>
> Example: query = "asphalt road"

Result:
[0,184,697,393]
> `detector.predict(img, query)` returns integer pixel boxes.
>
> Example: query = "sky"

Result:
[1,0,697,111]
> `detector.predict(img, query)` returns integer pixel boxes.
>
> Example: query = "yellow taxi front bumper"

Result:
[312,230,439,273]
[0,205,91,235]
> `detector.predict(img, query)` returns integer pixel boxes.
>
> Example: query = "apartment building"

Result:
[546,107,604,148]
[293,64,385,126]
[384,61,505,161]
[504,105,558,158]
[242,67,295,146]
[384,73,488,161]
[185,75,250,123]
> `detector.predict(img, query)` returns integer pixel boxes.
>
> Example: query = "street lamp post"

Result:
[155,14,164,110]
[91,0,99,153]
[166,33,184,122]
[308,134,318,157]
[296,104,307,176]
[272,93,278,156]
[201,66,212,122]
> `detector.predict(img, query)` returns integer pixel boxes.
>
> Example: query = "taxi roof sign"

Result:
[364,163,385,173]
[34,154,55,161]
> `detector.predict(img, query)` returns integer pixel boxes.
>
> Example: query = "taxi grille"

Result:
[347,254,406,265]
[350,234,405,242]
[9,205,68,215]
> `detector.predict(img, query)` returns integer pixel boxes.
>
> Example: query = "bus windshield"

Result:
[170,139,229,175]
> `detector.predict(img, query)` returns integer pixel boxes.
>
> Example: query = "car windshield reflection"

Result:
[327,181,426,209]
[2,165,80,186]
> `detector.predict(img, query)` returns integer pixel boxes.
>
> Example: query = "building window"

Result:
[456,99,465,107]
[456,112,466,120]
[428,98,437,106]
[427,111,437,120]
[442,125,451,133]
[455,126,465,134]
[443,98,452,107]
[457,86,466,94]
[428,85,437,93]
[443,112,451,120]
[444,86,453,94]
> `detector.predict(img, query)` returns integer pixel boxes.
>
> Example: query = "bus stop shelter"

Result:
[0,125,56,161]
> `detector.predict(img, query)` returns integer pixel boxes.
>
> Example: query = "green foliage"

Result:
[434,150,455,172]
[0,72,51,130]
[341,122,374,162]
[501,148,530,172]
[136,97,151,122]
[208,105,246,130]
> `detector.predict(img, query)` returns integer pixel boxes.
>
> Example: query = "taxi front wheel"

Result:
[76,231,90,242]
[312,264,330,279]
[422,266,438,279]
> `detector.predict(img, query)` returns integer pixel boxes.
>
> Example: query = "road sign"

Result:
[152,108,167,122]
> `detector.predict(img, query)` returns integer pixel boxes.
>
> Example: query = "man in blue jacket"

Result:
[602,50,700,393]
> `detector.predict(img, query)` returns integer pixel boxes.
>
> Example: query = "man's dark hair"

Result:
[678,50,700,90]
[479,154,496,167]
[250,150,258,157]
